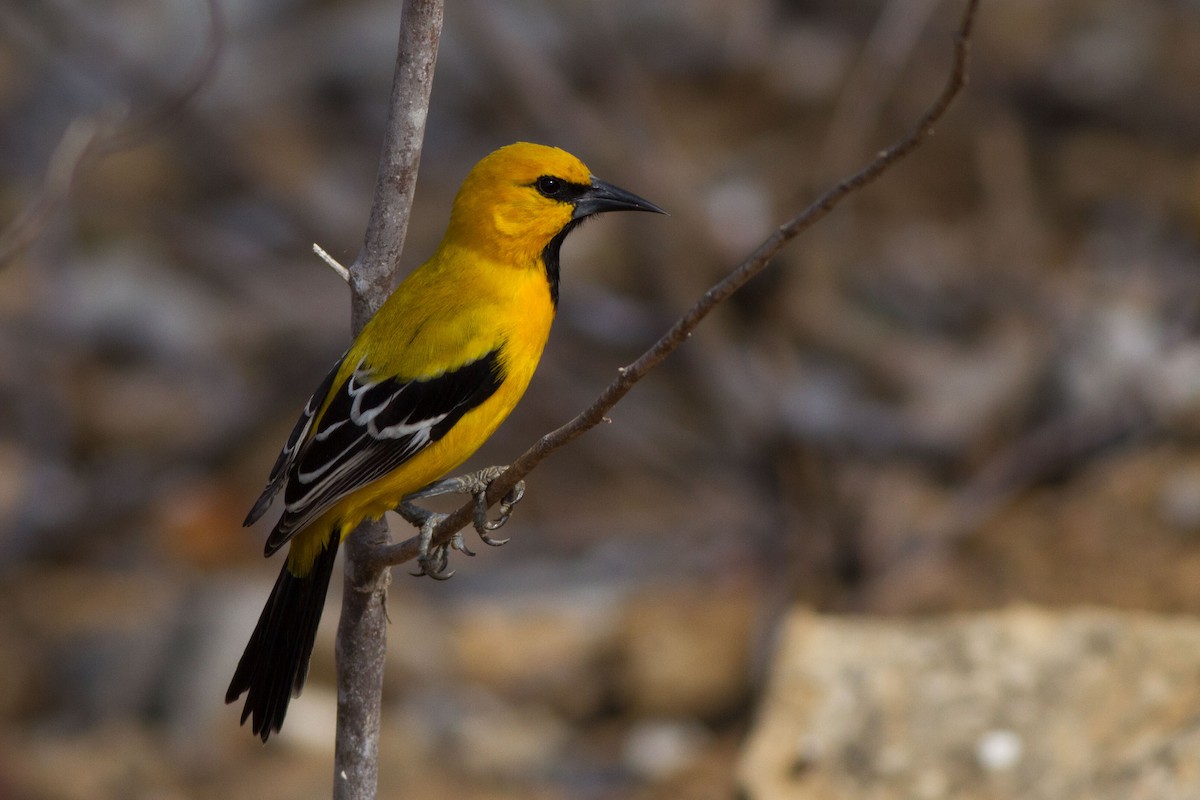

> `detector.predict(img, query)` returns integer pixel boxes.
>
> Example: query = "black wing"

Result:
[257,348,505,555]
[243,354,346,527]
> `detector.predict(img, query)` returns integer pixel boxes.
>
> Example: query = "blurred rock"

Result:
[10,567,184,726]
[383,565,760,749]
[0,441,30,537]
[448,689,571,779]
[383,686,569,784]
[1044,1,1161,106]
[1157,465,1200,536]
[614,581,756,720]
[445,578,624,719]
[738,606,1200,800]
[151,476,259,569]
[867,444,1200,614]
[2,723,185,800]
[622,718,712,782]
[902,323,1041,453]
[0,607,38,721]
[57,247,228,362]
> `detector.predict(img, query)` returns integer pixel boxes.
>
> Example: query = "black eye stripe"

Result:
[532,175,589,202]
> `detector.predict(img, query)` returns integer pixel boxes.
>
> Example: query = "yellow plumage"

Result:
[226,142,663,741]
[286,205,559,572]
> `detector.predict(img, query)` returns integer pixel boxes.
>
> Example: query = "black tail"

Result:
[226,531,341,741]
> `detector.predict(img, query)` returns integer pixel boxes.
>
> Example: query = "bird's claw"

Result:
[410,509,451,579]
[454,530,476,558]
[400,500,472,580]
[412,528,478,580]
[401,466,524,578]
[474,480,523,545]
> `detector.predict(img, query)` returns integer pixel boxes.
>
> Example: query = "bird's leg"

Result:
[407,465,526,547]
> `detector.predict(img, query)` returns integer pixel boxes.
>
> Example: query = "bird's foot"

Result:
[405,465,526,553]
[398,500,472,580]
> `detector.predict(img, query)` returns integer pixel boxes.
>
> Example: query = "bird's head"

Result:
[445,142,665,266]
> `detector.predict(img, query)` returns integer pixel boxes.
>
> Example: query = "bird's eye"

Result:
[535,176,565,199]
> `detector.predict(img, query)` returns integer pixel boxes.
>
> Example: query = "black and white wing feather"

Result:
[243,354,346,528]
[247,348,505,556]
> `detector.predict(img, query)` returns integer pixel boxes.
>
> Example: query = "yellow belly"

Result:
[284,306,550,575]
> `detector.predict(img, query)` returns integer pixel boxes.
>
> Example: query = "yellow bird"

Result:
[227,142,664,741]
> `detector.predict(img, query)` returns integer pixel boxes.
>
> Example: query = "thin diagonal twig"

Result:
[368,0,980,571]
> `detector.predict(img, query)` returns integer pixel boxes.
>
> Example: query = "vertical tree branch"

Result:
[334,1,443,799]
[333,519,392,800]
[349,0,444,328]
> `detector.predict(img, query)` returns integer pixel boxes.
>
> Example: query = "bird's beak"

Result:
[572,178,667,220]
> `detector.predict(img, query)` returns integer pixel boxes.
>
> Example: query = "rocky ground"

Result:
[3,0,1200,798]
[741,607,1200,799]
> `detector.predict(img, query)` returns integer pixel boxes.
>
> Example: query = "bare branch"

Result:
[0,0,222,268]
[348,0,444,329]
[367,0,980,571]
[92,0,225,156]
[0,112,112,266]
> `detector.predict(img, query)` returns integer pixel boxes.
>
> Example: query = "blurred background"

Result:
[3,0,1200,797]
